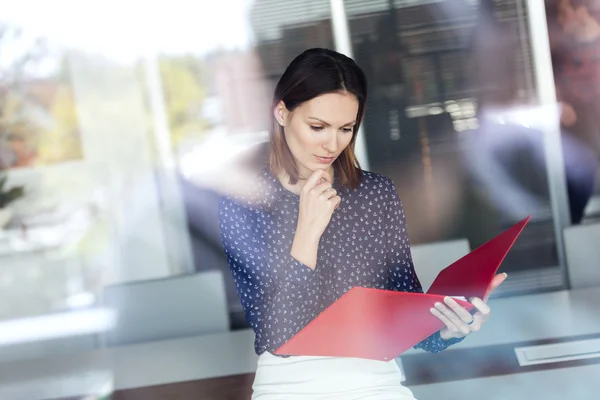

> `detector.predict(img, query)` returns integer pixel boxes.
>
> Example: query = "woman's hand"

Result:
[291,169,341,269]
[430,273,507,341]
[296,169,341,241]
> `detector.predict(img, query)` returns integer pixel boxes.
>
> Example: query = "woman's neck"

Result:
[277,167,334,195]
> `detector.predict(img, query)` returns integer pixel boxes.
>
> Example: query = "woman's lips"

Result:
[315,155,335,164]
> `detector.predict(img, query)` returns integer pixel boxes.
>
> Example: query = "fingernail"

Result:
[430,308,436,314]
[503,273,508,278]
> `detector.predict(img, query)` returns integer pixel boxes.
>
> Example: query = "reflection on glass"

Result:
[0,0,595,398]
[546,0,600,222]
[346,0,565,295]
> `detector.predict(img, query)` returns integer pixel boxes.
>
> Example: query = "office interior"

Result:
[0,0,599,399]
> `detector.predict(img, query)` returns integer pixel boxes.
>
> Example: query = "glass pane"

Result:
[345,0,565,295]
[174,0,336,326]
[0,2,336,369]
[0,24,116,321]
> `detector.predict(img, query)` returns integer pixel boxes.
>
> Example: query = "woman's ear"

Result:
[274,101,289,127]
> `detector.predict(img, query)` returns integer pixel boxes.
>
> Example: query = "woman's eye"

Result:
[342,127,353,133]
[310,126,324,131]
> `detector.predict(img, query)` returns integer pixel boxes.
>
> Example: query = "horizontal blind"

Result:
[250,0,331,41]
[249,0,333,77]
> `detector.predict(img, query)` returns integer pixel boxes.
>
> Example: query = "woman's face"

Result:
[275,91,359,179]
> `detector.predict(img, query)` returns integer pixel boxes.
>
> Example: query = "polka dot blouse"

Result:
[219,167,463,357]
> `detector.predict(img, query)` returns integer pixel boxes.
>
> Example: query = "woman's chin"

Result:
[297,163,332,179]
[310,166,333,176]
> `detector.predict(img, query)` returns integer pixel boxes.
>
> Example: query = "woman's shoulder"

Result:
[219,166,278,211]
[356,170,398,192]
[348,170,400,207]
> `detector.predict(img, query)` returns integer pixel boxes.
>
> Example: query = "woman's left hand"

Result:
[430,273,507,341]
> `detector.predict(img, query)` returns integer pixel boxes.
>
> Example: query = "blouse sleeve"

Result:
[383,178,464,353]
[218,195,321,354]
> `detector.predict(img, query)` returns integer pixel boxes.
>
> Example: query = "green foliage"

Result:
[158,55,208,147]
[0,175,25,208]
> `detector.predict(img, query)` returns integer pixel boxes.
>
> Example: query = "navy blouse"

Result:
[218,167,462,357]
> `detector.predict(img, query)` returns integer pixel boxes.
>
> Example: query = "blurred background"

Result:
[0,0,599,399]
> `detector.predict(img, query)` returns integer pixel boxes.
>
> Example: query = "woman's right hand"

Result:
[297,169,341,240]
[291,169,340,269]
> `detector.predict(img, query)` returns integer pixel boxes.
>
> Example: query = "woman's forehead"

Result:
[297,92,358,118]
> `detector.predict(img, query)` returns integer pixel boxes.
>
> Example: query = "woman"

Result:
[219,48,505,399]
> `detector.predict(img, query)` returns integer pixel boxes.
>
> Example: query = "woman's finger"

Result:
[466,314,483,332]
[470,297,491,317]
[318,171,332,184]
[302,169,330,194]
[317,189,336,204]
[443,296,474,323]
[323,188,337,199]
[430,308,460,334]
[330,195,342,210]
[434,302,470,335]
[319,189,336,202]
[484,273,507,302]
[314,181,333,197]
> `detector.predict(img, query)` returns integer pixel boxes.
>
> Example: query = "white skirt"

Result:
[252,352,416,400]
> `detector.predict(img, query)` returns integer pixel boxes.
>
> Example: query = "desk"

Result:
[410,364,600,400]
[111,363,600,400]
[1,287,599,399]
[0,330,257,399]
[405,285,600,354]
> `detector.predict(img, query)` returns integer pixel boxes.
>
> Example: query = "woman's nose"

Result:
[323,131,338,153]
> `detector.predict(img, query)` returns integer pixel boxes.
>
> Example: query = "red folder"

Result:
[275,216,531,360]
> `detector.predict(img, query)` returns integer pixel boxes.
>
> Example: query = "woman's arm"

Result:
[218,196,321,354]
[383,178,464,353]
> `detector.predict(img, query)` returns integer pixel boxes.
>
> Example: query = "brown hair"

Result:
[269,48,367,189]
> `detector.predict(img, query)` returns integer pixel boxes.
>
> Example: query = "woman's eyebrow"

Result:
[308,117,356,126]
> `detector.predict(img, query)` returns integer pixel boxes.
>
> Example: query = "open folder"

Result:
[274,216,531,361]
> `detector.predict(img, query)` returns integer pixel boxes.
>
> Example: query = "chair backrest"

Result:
[565,223,600,289]
[102,270,229,347]
[410,239,471,292]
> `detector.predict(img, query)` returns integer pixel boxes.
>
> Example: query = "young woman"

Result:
[219,48,505,399]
